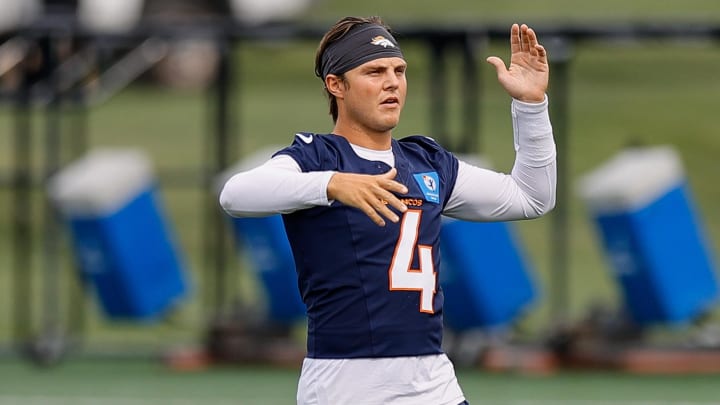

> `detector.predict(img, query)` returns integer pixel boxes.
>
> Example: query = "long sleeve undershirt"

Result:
[219,96,556,222]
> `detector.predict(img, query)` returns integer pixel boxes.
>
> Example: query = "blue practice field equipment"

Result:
[218,147,306,325]
[228,214,305,324]
[578,146,719,326]
[439,154,538,332]
[440,219,538,332]
[48,148,189,321]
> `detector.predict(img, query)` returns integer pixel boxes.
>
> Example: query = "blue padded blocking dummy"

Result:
[578,146,718,325]
[229,215,305,324]
[438,154,538,331]
[48,148,188,321]
[440,219,538,331]
[220,146,305,325]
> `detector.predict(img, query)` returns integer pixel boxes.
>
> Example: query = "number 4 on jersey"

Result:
[388,209,437,313]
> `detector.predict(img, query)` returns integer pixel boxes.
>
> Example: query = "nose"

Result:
[383,71,400,90]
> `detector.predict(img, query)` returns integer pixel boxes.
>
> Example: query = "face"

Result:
[330,57,407,135]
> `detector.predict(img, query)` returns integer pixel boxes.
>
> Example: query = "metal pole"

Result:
[36,32,67,365]
[428,39,449,146]
[546,37,573,322]
[204,37,235,316]
[11,48,34,352]
[459,33,483,154]
[65,42,91,346]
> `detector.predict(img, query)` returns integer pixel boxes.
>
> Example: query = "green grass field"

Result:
[1,1,720,392]
[1,358,720,404]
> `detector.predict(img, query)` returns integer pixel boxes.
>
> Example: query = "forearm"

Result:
[506,95,557,216]
[443,96,556,221]
[512,96,555,168]
[219,155,334,217]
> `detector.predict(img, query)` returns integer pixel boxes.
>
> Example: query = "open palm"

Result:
[487,24,549,103]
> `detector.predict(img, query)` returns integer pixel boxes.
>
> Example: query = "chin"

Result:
[379,117,400,131]
[376,122,398,133]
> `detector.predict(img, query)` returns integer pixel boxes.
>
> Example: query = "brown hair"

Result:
[315,16,390,123]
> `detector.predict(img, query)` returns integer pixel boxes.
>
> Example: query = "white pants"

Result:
[297,354,466,405]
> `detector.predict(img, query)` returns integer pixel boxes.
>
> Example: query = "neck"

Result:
[332,120,392,150]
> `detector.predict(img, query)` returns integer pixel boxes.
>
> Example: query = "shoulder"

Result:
[272,133,345,172]
[397,135,446,152]
[397,135,457,168]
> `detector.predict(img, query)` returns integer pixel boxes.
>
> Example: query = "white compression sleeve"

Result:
[443,96,556,221]
[219,154,335,217]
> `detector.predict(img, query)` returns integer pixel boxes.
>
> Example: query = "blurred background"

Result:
[1,0,720,403]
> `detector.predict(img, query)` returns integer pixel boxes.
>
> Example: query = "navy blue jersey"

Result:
[275,133,459,359]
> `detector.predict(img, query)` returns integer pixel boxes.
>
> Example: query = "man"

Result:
[220,16,555,405]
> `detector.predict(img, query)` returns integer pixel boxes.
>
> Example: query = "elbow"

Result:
[540,195,557,216]
[522,192,556,219]
[547,197,557,214]
[218,179,249,218]
[533,192,557,218]
[218,186,237,217]
[528,173,557,218]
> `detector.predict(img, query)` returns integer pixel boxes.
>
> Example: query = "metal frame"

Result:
[2,15,719,363]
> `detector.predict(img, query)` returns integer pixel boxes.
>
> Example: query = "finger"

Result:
[527,28,539,56]
[527,27,538,48]
[520,24,530,52]
[378,168,408,194]
[377,189,408,213]
[535,44,547,62]
[366,193,401,224]
[509,23,520,54]
[379,167,398,180]
[373,200,401,224]
[383,180,408,195]
[357,187,397,225]
[486,56,508,76]
[360,202,386,226]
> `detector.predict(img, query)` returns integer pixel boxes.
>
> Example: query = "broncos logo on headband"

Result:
[370,35,396,48]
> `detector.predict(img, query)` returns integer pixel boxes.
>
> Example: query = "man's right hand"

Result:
[327,168,409,226]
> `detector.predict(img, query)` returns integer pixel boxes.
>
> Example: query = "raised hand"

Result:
[486,23,549,103]
[327,167,408,226]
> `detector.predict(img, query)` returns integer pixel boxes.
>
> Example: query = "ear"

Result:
[325,74,345,99]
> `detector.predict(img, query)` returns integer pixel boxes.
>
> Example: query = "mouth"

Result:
[381,96,400,107]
